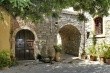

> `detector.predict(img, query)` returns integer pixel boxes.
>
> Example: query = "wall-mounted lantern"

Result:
[87,32,90,39]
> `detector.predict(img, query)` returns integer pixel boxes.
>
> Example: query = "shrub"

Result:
[0,51,11,69]
[104,48,110,59]
[53,45,62,53]
[85,45,97,56]
[96,43,108,57]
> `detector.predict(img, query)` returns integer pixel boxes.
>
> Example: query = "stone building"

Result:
[0,7,85,60]
[85,14,110,48]
[1,5,110,61]
[11,11,84,59]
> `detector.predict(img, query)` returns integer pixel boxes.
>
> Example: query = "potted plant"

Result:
[85,34,97,61]
[96,43,108,64]
[53,45,62,62]
[104,48,110,64]
[85,45,97,61]
[81,50,87,60]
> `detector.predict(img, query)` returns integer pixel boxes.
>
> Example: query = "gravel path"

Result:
[0,59,110,73]
[1,59,110,73]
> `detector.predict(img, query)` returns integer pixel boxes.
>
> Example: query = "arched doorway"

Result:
[15,29,35,60]
[57,34,62,45]
[59,25,81,56]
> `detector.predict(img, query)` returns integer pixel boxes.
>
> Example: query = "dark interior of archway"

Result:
[15,29,35,60]
[59,25,81,56]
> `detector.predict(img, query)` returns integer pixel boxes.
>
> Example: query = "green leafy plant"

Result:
[85,45,97,56]
[53,45,62,62]
[77,13,88,22]
[53,45,62,53]
[85,45,97,61]
[96,43,109,57]
[85,34,97,56]
[104,48,110,59]
[1,0,110,22]
[0,50,11,69]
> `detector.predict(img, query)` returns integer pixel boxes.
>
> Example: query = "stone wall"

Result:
[12,11,84,59]
[36,12,84,57]
[85,15,110,49]
[9,9,110,59]
[58,12,84,56]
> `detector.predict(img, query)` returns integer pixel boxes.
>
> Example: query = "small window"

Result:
[94,17,103,35]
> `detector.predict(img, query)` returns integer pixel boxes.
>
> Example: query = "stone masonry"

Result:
[11,10,85,60]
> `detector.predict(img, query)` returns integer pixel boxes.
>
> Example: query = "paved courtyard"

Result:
[1,57,110,73]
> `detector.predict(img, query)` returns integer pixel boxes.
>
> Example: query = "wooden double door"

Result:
[15,30,35,60]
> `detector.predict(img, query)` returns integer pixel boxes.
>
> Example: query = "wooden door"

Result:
[15,30,35,60]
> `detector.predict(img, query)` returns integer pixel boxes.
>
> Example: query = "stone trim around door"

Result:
[11,26,39,60]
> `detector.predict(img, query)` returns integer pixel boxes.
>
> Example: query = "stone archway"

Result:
[59,24,81,56]
[11,26,39,60]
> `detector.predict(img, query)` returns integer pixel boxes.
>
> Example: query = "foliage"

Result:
[0,0,110,22]
[72,0,110,17]
[77,13,88,22]
[104,48,110,59]
[0,0,71,22]
[85,45,97,56]
[0,50,11,69]
[54,45,62,53]
[85,34,97,56]
[73,0,110,21]
[97,42,110,59]
[96,43,109,57]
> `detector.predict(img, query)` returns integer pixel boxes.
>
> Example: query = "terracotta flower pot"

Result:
[81,54,87,60]
[55,52,61,62]
[89,55,97,61]
[99,57,106,65]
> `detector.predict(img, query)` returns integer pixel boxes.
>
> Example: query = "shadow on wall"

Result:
[59,25,81,56]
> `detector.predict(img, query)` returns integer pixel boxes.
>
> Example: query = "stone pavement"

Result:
[1,56,110,73]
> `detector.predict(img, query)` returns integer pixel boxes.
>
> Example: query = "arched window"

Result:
[94,17,103,35]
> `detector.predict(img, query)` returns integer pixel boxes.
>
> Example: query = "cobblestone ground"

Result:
[1,57,110,73]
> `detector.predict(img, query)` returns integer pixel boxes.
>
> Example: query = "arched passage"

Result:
[59,25,81,56]
[15,29,35,60]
